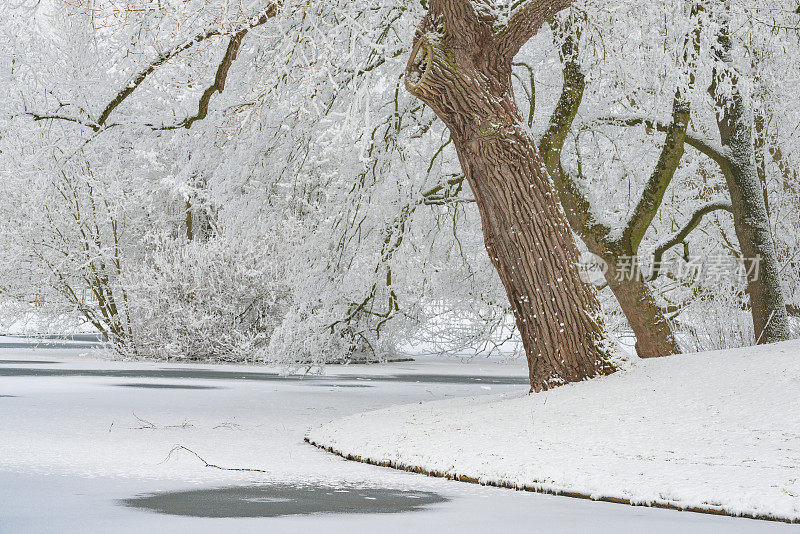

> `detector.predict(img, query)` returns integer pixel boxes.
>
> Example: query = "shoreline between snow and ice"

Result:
[304,437,797,524]
[306,340,800,524]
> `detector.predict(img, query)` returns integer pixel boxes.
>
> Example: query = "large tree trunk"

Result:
[541,16,680,359]
[406,0,616,391]
[456,125,615,389]
[711,16,791,344]
[604,256,680,358]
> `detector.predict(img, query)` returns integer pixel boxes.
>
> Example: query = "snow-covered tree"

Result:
[0,0,797,381]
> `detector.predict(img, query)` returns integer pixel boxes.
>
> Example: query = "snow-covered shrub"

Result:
[125,237,286,361]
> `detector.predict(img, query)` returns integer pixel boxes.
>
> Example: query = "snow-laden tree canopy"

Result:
[0,0,797,364]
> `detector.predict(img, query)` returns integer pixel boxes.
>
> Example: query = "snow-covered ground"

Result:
[0,343,794,532]
[308,340,800,523]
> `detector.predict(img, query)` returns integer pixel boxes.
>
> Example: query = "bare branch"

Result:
[497,0,575,59]
[648,201,733,280]
[164,445,268,473]
[622,100,690,252]
[159,28,249,130]
[593,114,733,171]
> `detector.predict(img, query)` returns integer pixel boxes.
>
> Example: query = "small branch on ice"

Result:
[212,421,244,430]
[164,445,269,473]
[132,412,157,430]
[131,412,193,430]
[164,420,195,429]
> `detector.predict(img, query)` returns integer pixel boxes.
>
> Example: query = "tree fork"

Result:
[540,14,682,359]
[405,0,616,391]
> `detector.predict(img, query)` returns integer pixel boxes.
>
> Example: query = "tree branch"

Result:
[423,196,475,205]
[31,5,278,130]
[497,0,575,59]
[648,200,733,280]
[103,6,277,127]
[593,114,733,171]
[421,173,464,199]
[429,0,492,47]
[96,29,223,128]
[165,445,268,473]
[159,26,250,130]
[24,112,100,131]
[622,99,690,253]
[539,15,609,252]
[512,61,535,127]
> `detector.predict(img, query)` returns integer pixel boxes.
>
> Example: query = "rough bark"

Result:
[604,255,680,358]
[541,15,680,359]
[711,15,791,344]
[406,0,616,391]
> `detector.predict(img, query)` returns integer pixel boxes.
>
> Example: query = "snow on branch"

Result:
[98,4,279,128]
[30,3,279,130]
[24,112,101,131]
[157,27,250,130]
[649,201,734,281]
[621,102,690,252]
[593,114,733,171]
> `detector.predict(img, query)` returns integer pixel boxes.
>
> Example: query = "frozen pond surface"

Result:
[0,360,61,365]
[113,382,223,390]
[0,343,793,533]
[0,365,529,384]
[122,484,447,517]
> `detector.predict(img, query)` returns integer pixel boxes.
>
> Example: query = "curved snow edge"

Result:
[306,342,800,523]
[304,435,798,524]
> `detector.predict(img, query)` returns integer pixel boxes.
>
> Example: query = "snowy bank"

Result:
[307,340,800,522]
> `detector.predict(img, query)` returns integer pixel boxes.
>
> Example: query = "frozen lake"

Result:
[0,342,792,533]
